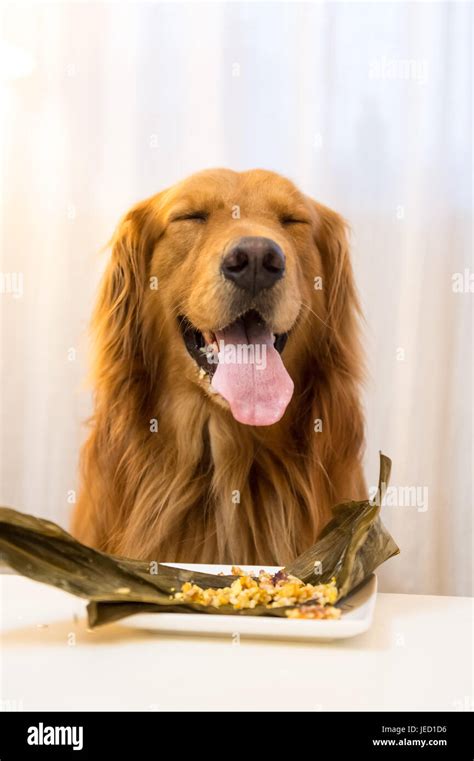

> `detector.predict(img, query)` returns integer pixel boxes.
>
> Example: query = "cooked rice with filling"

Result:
[173,566,341,619]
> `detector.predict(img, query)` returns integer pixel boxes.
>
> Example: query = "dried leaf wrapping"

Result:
[284,453,399,597]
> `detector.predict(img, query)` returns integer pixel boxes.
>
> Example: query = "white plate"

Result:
[124,564,377,642]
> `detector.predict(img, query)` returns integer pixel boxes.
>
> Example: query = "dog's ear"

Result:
[304,198,366,498]
[91,195,162,403]
[309,200,360,330]
[307,198,363,374]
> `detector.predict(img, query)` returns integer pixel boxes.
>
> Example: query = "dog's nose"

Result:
[221,237,286,295]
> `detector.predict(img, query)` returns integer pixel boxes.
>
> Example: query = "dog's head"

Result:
[95,169,360,427]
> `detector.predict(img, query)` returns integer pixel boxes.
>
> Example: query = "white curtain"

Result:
[0,1,471,595]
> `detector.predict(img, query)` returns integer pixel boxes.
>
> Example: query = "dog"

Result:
[72,168,366,565]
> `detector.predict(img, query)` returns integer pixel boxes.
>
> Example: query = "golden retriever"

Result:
[72,168,366,564]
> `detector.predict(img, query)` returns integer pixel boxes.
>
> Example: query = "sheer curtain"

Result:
[1,1,471,595]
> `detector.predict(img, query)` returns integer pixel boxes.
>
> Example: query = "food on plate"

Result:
[286,605,341,620]
[173,566,341,618]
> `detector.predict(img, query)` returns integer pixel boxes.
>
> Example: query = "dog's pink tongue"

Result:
[211,320,294,426]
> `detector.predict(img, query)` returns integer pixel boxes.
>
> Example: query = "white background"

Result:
[0,1,471,595]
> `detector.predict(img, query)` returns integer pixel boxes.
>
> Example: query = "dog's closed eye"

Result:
[171,211,209,223]
[279,216,309,226]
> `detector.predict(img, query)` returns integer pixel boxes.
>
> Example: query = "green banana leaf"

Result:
[0,453,399,627]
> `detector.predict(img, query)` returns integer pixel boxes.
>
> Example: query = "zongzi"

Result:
[0,452,399,627]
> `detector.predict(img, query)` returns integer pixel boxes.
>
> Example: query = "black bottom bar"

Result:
[0,711,472,758]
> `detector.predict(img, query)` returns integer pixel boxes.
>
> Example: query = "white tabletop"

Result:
[1,575,472,712]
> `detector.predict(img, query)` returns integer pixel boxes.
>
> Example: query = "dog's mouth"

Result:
[178,309,294,426]
[178,310,289,378]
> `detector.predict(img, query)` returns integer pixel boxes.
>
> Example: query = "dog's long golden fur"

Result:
[72,169,366,564]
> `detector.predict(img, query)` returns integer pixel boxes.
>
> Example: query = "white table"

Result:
[1,575,472,712]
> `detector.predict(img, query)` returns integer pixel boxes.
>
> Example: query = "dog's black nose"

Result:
[221,237,285,295]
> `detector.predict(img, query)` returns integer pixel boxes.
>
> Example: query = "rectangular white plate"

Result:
[124,564,377,642]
